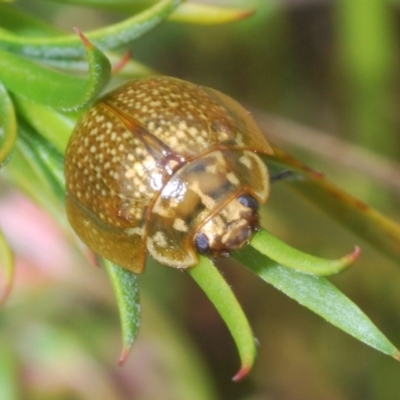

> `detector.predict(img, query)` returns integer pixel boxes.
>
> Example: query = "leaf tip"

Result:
[238,8,256,21]
[232,363,252,382]
[118,346,131,366]
[345,245,362,266]
[73,27,93,49]
[393,350,400,362]
[112,51,132,74]
[87,250,102,268]
[329,245,362,275]
[352,245,362,261]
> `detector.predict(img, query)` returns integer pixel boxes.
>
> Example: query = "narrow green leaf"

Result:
[168,3,255,25]
[3,124,65,222]
[233,246,400,360]
[0,4,155,75]
[102,260,141,364]
[43,53,155,77]
[0,80,17,165]
[0,226,14,306]
[0,32,110,110]
[3,146,56,211]
[43,0,254,25]
[266,147,400,265]
[17,125,65,200]
[0,4,61,37]
[40,0,156,11]
[188,256,256,381]
[0,0,182,59]
[13,95,77,153]
[251,229,361,276]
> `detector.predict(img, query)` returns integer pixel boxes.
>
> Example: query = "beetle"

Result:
[65,76,273,273]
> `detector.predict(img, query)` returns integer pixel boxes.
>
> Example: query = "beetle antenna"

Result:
[270,169,293,183]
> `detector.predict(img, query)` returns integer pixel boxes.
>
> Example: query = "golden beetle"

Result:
[65,76,273,273]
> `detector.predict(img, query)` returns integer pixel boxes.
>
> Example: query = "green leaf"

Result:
[0,3,61,37]
[17,125,65,200]
[0,0,182,59]
[233,245,400,360]
[251,229,361,276]
[0,4,155,75]
[0,31,110,110]
[168,3,255,25]
[188,256,256,381]
[3,124,65,222]
[0,226,14,306]
[266,147,400,265]
[13,95,77,153]
[0,79,17,166]
[43,0,255,25]
[40,0,157,11]
[42,52,155,77]
[102,260,141,364]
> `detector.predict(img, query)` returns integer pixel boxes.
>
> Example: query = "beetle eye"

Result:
[194,232,211,255]
[238,194,258,211]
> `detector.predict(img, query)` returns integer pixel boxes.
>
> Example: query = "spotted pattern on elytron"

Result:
[66,76,271,230]
[65,76,274,273]
[104,76,273,157]
[66,104,165,230]
[105,76,239,157]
